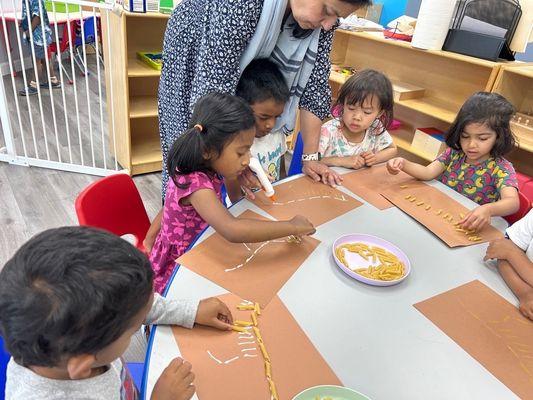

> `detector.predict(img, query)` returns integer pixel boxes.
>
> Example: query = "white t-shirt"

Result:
[507,209,533,261]
[319,118,393,158]
[250,130,287,181]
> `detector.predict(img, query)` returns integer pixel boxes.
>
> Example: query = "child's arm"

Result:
[144,208,163,253]
[460,187,519,231]
[189,189,315,242]
[224,177,243,203]
[321,154,365,169]
[387,157,445,181]
[493,259,533,321]
[361,144,398,167]
[485,238,533,286]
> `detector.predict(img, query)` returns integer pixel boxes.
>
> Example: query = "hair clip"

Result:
[194,124,203,133]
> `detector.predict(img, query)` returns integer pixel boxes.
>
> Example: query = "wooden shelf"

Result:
[335,30,502,68]
[131,134,162,175]
[122,10,170,19]
[128,57,161,77]
[396,97,460,124]
[130,96,158,118]
[513,124,533,153]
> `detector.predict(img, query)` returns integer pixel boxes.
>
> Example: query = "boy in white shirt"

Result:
[485,209,533,320]
[0,226,233,399]
[236,58,290,182]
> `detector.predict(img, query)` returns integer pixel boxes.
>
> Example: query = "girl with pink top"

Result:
[148,93,315,293]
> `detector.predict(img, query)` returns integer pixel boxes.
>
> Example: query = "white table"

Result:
[143,171,516,400]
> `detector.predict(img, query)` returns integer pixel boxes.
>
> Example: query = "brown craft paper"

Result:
[341,165,415,210]
[251,176,363,226]
[172,294,342,400]
[177,210,320,307]
[415,280,533,399]
[380,181,503,247]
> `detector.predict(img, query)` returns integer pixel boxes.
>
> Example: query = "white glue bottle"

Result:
[248,157,275,201]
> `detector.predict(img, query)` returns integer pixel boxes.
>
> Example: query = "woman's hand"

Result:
[151,358,195,400]
[302,160,343,186]
[460,205,492,231]
[195,297,234,330]
[387,157,404,175]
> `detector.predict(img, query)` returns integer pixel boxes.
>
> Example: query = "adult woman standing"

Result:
[158,0,371,197]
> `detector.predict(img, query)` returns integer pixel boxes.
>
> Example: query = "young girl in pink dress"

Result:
[149,93,315,293]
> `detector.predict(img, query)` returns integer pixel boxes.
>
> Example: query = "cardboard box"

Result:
[411,127,447,160]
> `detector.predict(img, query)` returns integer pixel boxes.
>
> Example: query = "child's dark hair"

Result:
[236,58,290,105]
[334,69,394,133]
[445,92,516,158]
[167,92,255,187]
[0,226,153,367]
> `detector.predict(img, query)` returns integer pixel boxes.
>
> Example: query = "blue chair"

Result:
[1,336,10,399]
[74,16,104,75]
[287,132,304,176]
[126,362,144,395]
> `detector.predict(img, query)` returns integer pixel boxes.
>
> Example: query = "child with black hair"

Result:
[387,92,520,231]
[319,69,397,169]
[236,58,290,181]
[147,92,315,293]
[0,226,233,399]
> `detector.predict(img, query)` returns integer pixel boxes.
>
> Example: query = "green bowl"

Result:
[292,385,371,400]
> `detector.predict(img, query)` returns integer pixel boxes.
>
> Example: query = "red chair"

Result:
[504,191,532,225]
[75,174,151,253]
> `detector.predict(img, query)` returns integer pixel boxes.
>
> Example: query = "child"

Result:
[148,92,315,293]
[319,69,397,169]
[236,58,289,182]
[19,0,61,96]
[387,92,519,231]
[0,226,233,399]
[485,209,533,320]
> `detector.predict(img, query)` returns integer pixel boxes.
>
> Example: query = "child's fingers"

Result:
[241,186,256,200]
[215,301,234,325]
[182,385,196,400]
[174,359,193,379]
[210,317,233,331]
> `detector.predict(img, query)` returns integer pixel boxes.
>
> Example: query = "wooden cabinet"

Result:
[102,11,169,175]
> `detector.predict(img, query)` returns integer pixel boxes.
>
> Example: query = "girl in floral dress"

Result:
[387,92,520,231]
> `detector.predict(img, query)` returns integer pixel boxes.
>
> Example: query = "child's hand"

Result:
[460,205,491,231]
[345,155,365,170]
[195,297,233,330]
[361,151,377,167]
[519,291,533,321]
[290,215,316,236]
[484,238,518,261]
[387,157,404,175]
[151,358,195,400]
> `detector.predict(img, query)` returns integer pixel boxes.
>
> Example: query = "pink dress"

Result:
[150,171,223,294]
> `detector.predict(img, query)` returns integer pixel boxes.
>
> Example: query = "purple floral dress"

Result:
[150,171,223,293]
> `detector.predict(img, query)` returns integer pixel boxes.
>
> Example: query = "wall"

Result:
[373,0,408,26]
